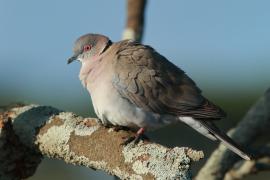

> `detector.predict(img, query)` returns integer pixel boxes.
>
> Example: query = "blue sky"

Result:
[1,1,270,179]
[0,0,269,112]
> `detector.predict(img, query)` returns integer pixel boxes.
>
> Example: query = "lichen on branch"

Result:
[0,104,203,180]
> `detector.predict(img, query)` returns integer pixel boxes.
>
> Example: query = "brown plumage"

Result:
[68,34,251,160]
[113,40,226,119]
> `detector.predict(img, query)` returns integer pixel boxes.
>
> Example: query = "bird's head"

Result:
[67,33,111,64]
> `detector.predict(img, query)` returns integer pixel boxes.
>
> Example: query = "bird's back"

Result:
[112,40,226,120]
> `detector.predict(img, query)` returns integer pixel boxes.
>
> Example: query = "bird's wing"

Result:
[112,40,226,119]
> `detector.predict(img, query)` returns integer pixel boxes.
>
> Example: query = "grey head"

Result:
[67,33,112,64]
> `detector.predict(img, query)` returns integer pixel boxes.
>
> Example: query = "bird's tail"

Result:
[179,117,251,160]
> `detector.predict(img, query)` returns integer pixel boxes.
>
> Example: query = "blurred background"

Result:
[0,0,269,179]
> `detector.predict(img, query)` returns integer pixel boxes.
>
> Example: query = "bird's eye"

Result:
[83,45,92,52]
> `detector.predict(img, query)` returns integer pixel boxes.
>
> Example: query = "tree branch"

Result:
[224,157,270,180]
[224,144,270,180]
[0,104,203,180]
[196,88,270,180]
[122,0,147,43]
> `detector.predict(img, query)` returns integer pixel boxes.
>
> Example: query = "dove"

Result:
[68,33,251,160]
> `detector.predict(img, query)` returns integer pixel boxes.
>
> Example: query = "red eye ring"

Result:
[83,44,92,52]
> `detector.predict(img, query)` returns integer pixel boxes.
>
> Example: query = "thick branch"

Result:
[0,104,203,180]
[224,144,270,180]
[122,0,147,42]
[196,88,270,180]
[0,113,42,180]
[224,157,270,180]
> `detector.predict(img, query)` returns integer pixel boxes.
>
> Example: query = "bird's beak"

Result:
[67,55,78,64]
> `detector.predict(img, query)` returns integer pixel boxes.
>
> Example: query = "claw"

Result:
[121,128,146,145]
[121,136,136,145]
[113,126,131,132]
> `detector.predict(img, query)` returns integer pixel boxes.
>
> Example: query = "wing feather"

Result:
[112,40,226,120]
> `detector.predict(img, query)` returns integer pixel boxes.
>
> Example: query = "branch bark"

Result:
[0,104,203,180]
[122,0,147,42]
[224,157,270,180]
[196,88,270,180]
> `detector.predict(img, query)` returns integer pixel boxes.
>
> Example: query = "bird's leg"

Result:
[121,127,146,145]
[134,128,146,143]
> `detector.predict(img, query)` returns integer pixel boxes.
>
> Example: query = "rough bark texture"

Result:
[0,104,203,180]
[122,0,147,42]
[224,156,270,180]
[0,112,42,180]
[196,88,270,180]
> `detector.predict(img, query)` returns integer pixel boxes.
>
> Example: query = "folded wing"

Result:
[112,40,226,120]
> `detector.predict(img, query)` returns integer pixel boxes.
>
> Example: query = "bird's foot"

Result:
[121,128,147,145]
[103,124,130,132]
[112,125,131,132]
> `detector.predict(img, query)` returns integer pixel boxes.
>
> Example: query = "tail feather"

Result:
[179,117,217,140]
[179,116,251,160]
[199,120,251,160]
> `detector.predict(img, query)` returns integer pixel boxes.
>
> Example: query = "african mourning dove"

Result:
[68,33,251,160]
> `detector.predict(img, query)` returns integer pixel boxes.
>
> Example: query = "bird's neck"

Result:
[100,40,112,55]
[79,55,106,87]
[79,42,115,88]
